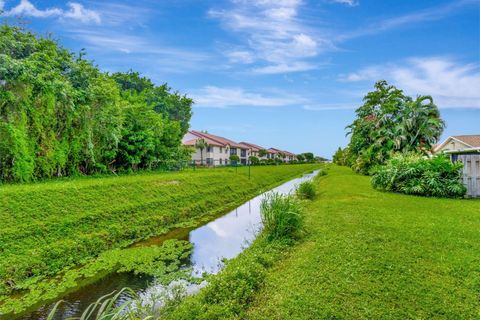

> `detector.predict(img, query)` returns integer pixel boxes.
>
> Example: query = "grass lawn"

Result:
[0,164,319,314]
[245,165,480,319]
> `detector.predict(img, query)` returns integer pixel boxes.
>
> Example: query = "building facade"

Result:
[183,131,297,165]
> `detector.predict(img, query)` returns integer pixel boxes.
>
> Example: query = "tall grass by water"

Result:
[260,192,303,241]
[296,180,317,200]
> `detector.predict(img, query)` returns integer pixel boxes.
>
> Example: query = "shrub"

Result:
[229,155,240,163]
[248,156,260,165]
[260,193,303,241]
[371,154,466,198]
[296,181,316,200]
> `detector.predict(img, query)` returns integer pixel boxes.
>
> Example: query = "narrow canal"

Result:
[19,170,319,319]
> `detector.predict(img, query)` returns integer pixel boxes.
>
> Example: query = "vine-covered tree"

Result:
[0,25,193,182]
[345,80,444,174]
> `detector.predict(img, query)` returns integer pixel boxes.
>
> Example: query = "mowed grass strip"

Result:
[245,166,480,319]
[0,164,318,298]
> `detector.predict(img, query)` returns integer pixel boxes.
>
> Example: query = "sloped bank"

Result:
[0,164,320,317]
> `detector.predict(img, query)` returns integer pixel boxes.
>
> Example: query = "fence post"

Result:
[248,163,251,179]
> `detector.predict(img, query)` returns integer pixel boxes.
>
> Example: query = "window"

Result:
[220,147,223,153]
[230,148,237,155]
[220,159,223,165]
[241,149,247,157]
[207,146,212,152]
[225,148,228,154]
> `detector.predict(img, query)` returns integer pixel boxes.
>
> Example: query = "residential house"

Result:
[183,130,298,165]
[239,142,267,160]
[182,130,249,165]
[267,148,297,162]
[433,135,480,198]
[433,135,480,154]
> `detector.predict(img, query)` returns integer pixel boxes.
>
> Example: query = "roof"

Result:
[189,130,245,148]
[434,134,480,152]
[239,142,265,151]
[282,150,296,156]
[183,135,223,147]
[452,135,480,148]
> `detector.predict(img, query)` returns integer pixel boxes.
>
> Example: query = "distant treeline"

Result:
[0,25,193,182]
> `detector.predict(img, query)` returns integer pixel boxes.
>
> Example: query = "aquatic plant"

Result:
[260,193,303,241]
[296,181,317,200]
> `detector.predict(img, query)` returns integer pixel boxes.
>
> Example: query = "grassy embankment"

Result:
[0,164,319,315]
[164,165,479,319]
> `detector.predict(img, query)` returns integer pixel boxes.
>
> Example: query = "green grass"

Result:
[295,180,317,200]
[0,164,319,315]
[163,165,479,319]
[260,193,303,241]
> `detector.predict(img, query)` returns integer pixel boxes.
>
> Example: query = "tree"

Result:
[258,149,268,158]
[302,152,315,163]
[230,154,240,163]
[345,80,444,174]
[195,139,208,165]
[296,154,305,162]
[248,156,260,165]
[0,25,194,182]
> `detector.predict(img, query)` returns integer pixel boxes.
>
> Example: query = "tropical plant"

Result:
[296,154,305,162]
[249,156,260,165]
[345,80,444,174]
[194,138,208,165]
[301,152,315,163]
[230,154,240,163]
[371,154,466,198]
[296,181,316,200]
[260,193,303,241]
[0,24,192,182]
[258,149,268,158]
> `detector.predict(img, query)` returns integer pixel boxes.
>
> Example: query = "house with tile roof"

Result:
[433,135,480,198]
[183,131,298,165]
[239,142,268,160]
[182,130,249,165]
[433,135,480,154]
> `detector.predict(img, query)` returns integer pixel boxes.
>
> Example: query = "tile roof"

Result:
[239,142,265,151]
[452,135,480,148]
[189,130,246,148]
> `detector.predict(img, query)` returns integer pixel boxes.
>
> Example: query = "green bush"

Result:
[371,154,466,198]
[260,193,303,241]
[248,156,260,165]
[229,155,240,162]
[296,181,316,200]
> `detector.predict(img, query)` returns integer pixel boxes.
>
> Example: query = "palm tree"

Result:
[195,138,208,165]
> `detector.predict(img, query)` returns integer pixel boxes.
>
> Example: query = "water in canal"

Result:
[18,170,319,319]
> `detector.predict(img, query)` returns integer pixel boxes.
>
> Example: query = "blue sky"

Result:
[1,0,479,158]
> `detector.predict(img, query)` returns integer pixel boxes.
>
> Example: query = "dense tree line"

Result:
[334,81,444,174]
[0,25,193,182]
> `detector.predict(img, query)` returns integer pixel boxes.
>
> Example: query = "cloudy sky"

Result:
[1,0,479,157]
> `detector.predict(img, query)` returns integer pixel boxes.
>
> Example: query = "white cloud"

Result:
[342,57,480,109]
[303,104,356,111]
[63,3,100,24]
[192,86,308,108]
[226,50,256,64]
[68,30,212,73]
[1,1,100,24]
[341,0,476,40]
[209,0,332,74]
[331,0,359,6]
[253,62,317,74]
